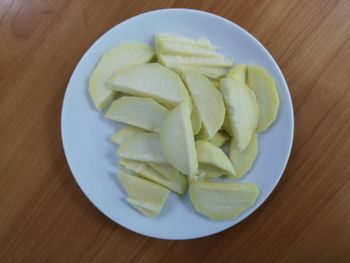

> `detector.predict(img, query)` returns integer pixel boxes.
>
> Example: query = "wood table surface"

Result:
[1,0,350,262]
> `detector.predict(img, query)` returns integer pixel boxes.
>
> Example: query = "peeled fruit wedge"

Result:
[105,96,168,132]
[155,34,215,49]
[118,172,169,217]
[109,63,188,108]
[117,132,167,163]
[160,101,198,178]
[190,102,202,135]
[159,55,233,68]
[220,78,259,151]
[168,64,229,79]
[120,159,187,194]
[89,43,155,111]
[157,41,220,57]
[230,133,259,178]
[247,66,280,132]
[182,71,225,139]
[111,126,146,145]
[207,130,230,147]
[189,181,260,220]
[196,140,236,178]
[226,64,247,82]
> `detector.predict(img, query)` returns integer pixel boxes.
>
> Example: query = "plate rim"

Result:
[61,8,294,240]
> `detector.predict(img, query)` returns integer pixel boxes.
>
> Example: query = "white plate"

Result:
[61,9,294,240]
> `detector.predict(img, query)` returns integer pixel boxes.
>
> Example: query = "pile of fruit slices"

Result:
[89,34,280,220]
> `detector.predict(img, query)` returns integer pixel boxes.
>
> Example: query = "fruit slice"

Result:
[182,71,225,139]
[208,130,230,147]
[118,172,169,217]
[190,102,202,135]
[111,126,146,145]
[247,66,280,132]
[169,64,229,79]
[160,54,233,67]
[155,34,215,49]
[198,167,223,178]
[117,132,167,163]
[230,133,259,178]
[212,80,220,89]
[148,163,181,179]
[120,159,187,194]
[105,96,168,132]
[226,64,247,82]
[196,140,236,178]
[160,101,198,178]
[220,78,259,150]
[189,181,260,220]
[109,63,188,108]
[89,43,154,111]
[157,41,220,57]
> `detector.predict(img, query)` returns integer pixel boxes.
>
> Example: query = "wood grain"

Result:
[1,0,350,262]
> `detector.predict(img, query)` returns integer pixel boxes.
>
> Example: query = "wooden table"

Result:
[1,1,350,262]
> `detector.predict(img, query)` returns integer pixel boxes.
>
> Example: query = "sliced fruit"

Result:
[226,64,247,82]
[189,181,260,220]
[118,172,169,217]
[109,63,188,108]
[160,101,198,178]
[182,71,225,139]
[168,64,229,79]
[157,41,220,57]
[111,126,146,145]
[220,77,259,150]
[230,133,259,178]
[198,167,223,178]
[190,102,202,135]
[212,80,220,89]
[247,66,280,132]
[155,34,215,49]
[120,159,187,194]
[105,96,168,132]
[117,132,167,163]
[196,140,236,178]
[89,43,154,111]
[160,54,233,68]
[208,130,230,147]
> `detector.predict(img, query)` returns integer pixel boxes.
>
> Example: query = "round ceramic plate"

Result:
[61,9,294,240]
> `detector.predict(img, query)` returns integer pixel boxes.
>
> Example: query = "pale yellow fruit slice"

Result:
[198,167,223,178]
[160,54,233,68]
[212,80,220,89]
[168,64,229,79]
[182,71,225,139]
[160,101,198,178]
[111,126,146,145]
[190,102,202,135]
[105,96,168,132]
[247,66,280,132]
[196,140,236,178]
[230,133,259,178]
[189,181,260,220]
[157,41,220,57]
[208,130,230,147]
[89,43,154,111]
[118,172,169,217]
[220,78,259,151]
[155,34,215,49]
[226,64,247,82]
[148,163,181,179]
[109,63,188,108]
[120,159,187,194]
[117,132,167,163]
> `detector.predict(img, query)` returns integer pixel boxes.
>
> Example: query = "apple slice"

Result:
[89,43,154,111]
[220,78,259,151]
[160,101,198,178]
[168,64,229,79]
[230,133,259,178]
[120,159,187,194]
[160,54,233,68]
[208,130,230,147]
[190,102,202,135]
[155,34,215,49]
[189,181,260,220]
[109,63,188,108]
[182,71,225,139]
[226,64,247,82]
[118,172,169,217]
[196,140,236,178]
[117,132,167,163]
[247,66,280,132]
[111,126,146,145]
[105,96,168,132]
[157,41,220,57]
